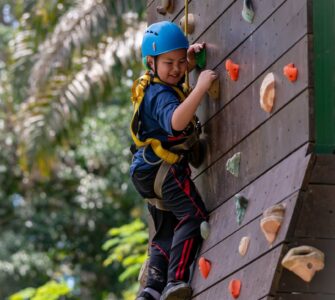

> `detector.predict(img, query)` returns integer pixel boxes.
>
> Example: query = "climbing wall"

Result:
[146,0,335,299]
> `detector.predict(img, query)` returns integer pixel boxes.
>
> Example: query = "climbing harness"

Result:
[130,72,200,165]
[184,0,190,90]
[130,72,201,210]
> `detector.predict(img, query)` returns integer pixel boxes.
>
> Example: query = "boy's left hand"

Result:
[187,42,206,70]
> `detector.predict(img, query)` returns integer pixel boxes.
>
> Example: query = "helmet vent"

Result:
[146,30,159,36]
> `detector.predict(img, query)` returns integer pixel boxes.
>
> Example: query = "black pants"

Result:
[132,160,208,293]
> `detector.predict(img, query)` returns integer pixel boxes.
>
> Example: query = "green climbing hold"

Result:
[242,0,255,24]
[226,152,241,177]
[235,194,248,225]
[195,48,206,69]
[200,221,210,240]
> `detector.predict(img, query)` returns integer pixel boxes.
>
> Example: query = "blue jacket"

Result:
[130,82,187,175]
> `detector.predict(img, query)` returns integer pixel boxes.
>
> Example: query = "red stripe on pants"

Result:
[175,238,194,280]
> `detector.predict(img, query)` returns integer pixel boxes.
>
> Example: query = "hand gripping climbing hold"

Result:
[226,152,241,177]
[198,257,211,279]
[200,221,210,240]
[238,236,251,256]
[234,194,248,225]
[157,0,174,15]
[283,63,298,82]
[281,245,325,282]
[260,203,285,244]
[242,0,255,23]
[229,279,242,299]
[207,79,220,100]
[225,59,240,81]
[260,72,276,113]
[179,13,195,34]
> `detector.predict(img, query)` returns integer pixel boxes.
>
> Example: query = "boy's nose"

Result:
[172,64,180,73]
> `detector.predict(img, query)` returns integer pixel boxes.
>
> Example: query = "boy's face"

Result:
[148,49,187,85]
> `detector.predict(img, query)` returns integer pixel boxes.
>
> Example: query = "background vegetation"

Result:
[0,0,148,299]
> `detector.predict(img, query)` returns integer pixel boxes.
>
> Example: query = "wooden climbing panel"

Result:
[146,0,335,298]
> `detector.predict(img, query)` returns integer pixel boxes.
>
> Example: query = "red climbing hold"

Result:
[198,257,211,279]
[228,279,242,299]
[225,59,239,81]
[283,63,298,82]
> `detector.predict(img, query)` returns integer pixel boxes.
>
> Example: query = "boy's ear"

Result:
[146,56,155,71]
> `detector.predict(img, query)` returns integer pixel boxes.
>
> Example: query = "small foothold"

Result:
[226,152,241,177]
[235,194,248,225]
[260,72,275,113]
[225,59,240,81]
[281,245,325,282]
[179,14,195,34]
[207,79,220,100]
[242,0,255,23]
[195,48,206,69]
[283,63,298,82]
[200,221,210,240]
[260,203,285,244]
[198,257,211,279]
[157,0,174,15]
[239,236,251,256]
[229,279,242,299]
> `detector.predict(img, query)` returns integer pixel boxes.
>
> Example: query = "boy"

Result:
[130,21,217,300]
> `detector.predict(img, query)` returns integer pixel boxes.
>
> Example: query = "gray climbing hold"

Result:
[235,194,248,225]
[200,221,210,240]
[242,0,255,24]
[226,152,241,177]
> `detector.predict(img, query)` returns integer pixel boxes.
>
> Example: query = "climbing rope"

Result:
[184,0,189,90]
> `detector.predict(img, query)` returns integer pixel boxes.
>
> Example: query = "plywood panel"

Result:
[190,0,309,122]
[193,36,310,174]
[194,91,311,211]
[309,155,335,185]
[269,294,335,300]
[201,0,308,69]
[192,194,298,296]
[147,0,184,24]
[192,245,283,300]
[295,185,335,238]
[176,0,235,44]
[278,239,335,294]
[147,0,154,8]
[186,0,286,44]
[201,146,312,252]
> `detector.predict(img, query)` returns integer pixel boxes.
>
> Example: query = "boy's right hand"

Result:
[196,70,218,93]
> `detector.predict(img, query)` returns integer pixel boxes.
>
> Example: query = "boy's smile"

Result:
[149,49,188,85]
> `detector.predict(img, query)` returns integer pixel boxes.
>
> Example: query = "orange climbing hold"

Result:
[283,63,298,82]
[198,257,211,279]
[229,279,242,299]
[225,59,239,81]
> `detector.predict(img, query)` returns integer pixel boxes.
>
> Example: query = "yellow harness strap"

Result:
[130,72,187,164]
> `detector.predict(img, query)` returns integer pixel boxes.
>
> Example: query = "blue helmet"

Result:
[141,21,189,58]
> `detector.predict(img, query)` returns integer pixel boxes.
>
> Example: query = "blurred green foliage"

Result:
[0,0,148,299]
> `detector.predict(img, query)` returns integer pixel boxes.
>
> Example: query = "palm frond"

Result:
[16,23,145,176]
[29,0,109,93]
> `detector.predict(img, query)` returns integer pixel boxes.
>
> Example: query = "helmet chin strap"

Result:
[153,56,162,81]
